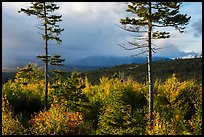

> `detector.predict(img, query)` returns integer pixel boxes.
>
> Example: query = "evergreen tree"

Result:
[119,2,190,128]
[18,2,64,110]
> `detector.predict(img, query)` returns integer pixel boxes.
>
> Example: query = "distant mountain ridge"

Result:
[68,55,172,67]
[2,55,172,72]
[2,57,202,84]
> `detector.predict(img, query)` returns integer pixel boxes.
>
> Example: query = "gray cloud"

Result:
[192,18,202,37]
[2,10,44,67]
[2,2,202,68]
[155,42,197,59]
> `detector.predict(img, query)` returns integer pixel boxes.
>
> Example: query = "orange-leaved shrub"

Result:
[29,96,88,135]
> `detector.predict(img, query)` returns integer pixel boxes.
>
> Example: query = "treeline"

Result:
[2,72,16,84]
[83,57,202,85]
[2,62,202,135]
[2,57,202,85]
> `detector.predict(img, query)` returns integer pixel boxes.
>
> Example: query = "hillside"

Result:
[83,57,202,85]
[2,57,202,85]
[3,56,171,71]
[69,55,171,67]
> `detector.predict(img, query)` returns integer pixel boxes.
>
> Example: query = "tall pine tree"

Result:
[119,2,190,128]
[19,2,64,110]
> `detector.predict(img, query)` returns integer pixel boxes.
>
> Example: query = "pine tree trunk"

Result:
[43,2,48,110]
[148,2,154,128]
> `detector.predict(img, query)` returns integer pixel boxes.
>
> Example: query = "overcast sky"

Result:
[2,2,202,68]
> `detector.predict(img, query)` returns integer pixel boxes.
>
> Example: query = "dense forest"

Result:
[2,57,202,85]
[2,57,202,135]
[84,57,202,85]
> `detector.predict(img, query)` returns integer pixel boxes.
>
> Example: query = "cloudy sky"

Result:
[2,2,202,68]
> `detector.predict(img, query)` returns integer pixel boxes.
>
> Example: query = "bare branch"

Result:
[36,25,44,30]
[151,42,157,47]
[152,47,163,53]
[115,24,148,33]
[127,41,148,48]
[133,37,148,40]
[116,43,143,50]
[150,42,163,53]
[130,50,148,57]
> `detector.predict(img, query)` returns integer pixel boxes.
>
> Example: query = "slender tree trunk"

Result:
[148,2,154,128]
[43,2,48,110]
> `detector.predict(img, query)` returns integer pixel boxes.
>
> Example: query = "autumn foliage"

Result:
[2,63,202,135]
[29,97,84,135]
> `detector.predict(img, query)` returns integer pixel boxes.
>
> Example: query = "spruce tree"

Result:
[18,2,64,110]
[119,2,191,128]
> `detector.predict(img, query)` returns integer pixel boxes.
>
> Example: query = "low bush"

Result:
[83,77,148,135]
[147,74,202,135]
[2,80,44,116]
[29,97,89,135]
[2,95,27,135]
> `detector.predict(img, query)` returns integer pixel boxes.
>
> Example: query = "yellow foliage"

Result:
[2,95,27,135]
[30,101,83,135]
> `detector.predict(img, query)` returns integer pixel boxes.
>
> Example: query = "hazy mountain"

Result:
[2,55,172,72]
[180,51,201,59]
[69,55,172,67]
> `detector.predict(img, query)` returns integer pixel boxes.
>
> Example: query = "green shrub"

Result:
[83,77,148,135]
[2,95,27,135]
[147,74,202,135]
[50,70,89,112]
[2,80,44,116]
[14,62,44,84]
[2,63,46,116]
